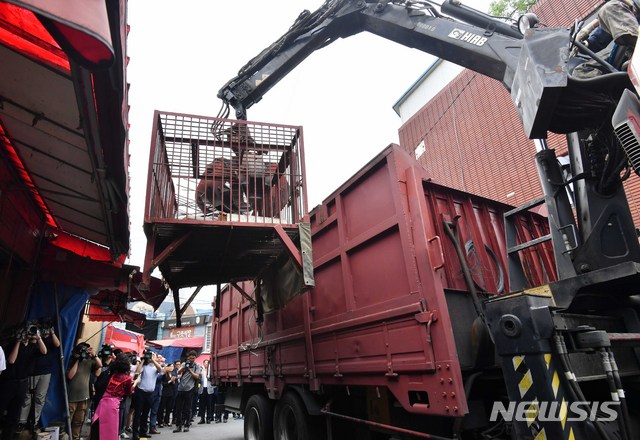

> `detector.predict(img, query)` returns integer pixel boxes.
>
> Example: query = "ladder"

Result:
[504,197,557,292]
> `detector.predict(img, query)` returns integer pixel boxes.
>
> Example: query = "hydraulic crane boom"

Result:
[218,0,577,139]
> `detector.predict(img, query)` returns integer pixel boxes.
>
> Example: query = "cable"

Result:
[607,348,632,440]
[594,126,627,195]
[81,322,111,344]
[404,0,443,17]
[599,349,627,440]
[553,333,612,440]
[442,219,485,321]
[237,287,263,352]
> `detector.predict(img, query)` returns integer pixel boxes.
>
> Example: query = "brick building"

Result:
[397,0,640,224]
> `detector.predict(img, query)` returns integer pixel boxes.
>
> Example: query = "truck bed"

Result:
[212,144,554,417]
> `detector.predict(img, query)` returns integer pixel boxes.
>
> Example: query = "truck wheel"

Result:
[245,394,274,440]
[273,392,323,440]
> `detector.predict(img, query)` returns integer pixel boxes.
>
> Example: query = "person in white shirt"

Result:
[131,351,162,440]
[197,359,214,424]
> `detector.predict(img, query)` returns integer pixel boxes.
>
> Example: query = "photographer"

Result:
[99,344,117,373]
[169,361,181,426]
[156,362,177,427]
[0,322,47,440]
[131,350,162,440]
[148,358,165,434]
[18,318,60,431]
[66,342,102,440]
[92,345,118,412]
[171,352,202,433]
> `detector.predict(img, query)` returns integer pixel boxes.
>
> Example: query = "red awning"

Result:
[148,336,204,349]
[131,272,169,310]
[1,0,114,69]
[94,270,169,310]
[39,241,128,292]
[103,324,145,354]
[86,267,168,327]
[87,303,146,328]
[0,0,131,260]
[39,235,169,309]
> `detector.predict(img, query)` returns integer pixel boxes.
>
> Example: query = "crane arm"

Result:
[218,0,572,138]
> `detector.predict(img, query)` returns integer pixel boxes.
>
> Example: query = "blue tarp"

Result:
[25,282,89,427]
[148,346,183,363]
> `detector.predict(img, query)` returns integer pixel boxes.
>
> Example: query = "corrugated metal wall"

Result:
[398,0,640,225]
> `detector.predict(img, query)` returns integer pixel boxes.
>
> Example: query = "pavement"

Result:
[75,415,244,440]
[146,419,244,440]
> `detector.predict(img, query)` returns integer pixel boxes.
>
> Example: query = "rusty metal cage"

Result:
[142,111,312,292]
[146,111,307,225]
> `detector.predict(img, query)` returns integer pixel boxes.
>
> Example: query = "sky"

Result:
[126,0,491,308]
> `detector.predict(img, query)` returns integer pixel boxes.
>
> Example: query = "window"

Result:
[415,140,426,160]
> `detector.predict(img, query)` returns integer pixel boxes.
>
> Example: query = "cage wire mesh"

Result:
[147,112,306,225]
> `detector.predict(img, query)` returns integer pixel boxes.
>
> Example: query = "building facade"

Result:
[396,0,640,224]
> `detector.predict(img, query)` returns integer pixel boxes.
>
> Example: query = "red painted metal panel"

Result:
[212,145,554,418]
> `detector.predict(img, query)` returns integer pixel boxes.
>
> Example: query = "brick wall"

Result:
[397,0,640,226]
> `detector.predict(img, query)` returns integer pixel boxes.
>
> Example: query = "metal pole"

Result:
[321,406,453,440]
[53,284,73,438]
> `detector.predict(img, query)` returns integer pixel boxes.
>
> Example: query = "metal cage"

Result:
[146,111,307,225]
[142,111,312,292]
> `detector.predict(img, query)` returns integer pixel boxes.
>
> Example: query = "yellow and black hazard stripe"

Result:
[543,353,576,440]
[509,354,577,440]
[512,355,546,439]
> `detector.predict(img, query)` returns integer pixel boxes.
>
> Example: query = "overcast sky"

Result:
[126,0,491,308]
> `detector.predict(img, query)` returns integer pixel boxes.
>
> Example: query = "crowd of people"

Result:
[0,321,232,440]
[99,349,237,440]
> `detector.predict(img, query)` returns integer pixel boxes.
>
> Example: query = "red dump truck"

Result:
[210,143,555,439]
[142,110,556,439]
[144,109,640,439]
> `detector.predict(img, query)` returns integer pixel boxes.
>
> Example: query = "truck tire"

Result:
[245,394,274,440]
[273,392,323,440]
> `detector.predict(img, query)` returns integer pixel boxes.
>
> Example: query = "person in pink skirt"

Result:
[91,353,140,440]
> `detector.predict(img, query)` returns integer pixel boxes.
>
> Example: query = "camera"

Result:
[74,343,90,360]
[98,344,114,358]
[142,350,153,363]
[184,361,193,369]
[38,317,54,337]
[15,320,40,342]
[26,324,38,337]
[78,346,89,360]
